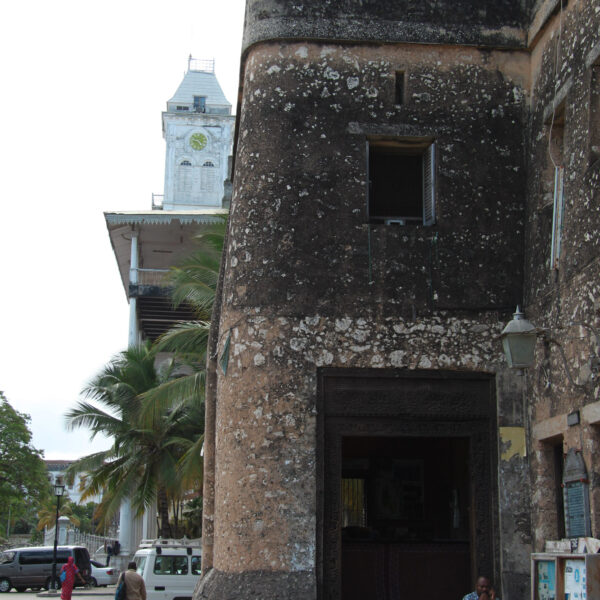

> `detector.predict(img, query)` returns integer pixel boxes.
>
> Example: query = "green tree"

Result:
[70,501,100,534]
[0,392,50,537]
[65,343,197,537]
[64,217,225,538]
[141,217,226,490]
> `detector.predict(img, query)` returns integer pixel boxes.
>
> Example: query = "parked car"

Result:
[89,560,119,587]
[0,545,91,592]
[133,539,201,600]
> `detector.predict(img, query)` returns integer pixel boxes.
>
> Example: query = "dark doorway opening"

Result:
[341,436,471,599]
[318,369,498,600]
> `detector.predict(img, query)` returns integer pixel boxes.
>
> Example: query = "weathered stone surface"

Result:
[242,0,529,50]
[195,568,314,599]
[523,0,600,553]
[230,43,527,317]
[198,0,599,598]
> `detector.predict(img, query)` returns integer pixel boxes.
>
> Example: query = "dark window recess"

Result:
[203,161,215,167]
[176,106,189,111]
[367,140,436,226]
[193,96,206,113]
[553,444,566,539]
[395,71,405,105]
[180,160,192,166]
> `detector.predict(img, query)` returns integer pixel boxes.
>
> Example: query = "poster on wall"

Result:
[537,560,556,600]
[564,559,586,600]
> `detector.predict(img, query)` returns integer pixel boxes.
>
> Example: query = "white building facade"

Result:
[161,57,233,210]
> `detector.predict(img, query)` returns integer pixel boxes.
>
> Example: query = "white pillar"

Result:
[119,229,139,559]
[128,230,139,347]
[57,516,69,545]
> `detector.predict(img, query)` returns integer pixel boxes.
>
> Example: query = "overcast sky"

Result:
[0,0,246,459]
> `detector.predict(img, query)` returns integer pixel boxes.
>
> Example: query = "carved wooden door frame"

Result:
[316,368,499,600]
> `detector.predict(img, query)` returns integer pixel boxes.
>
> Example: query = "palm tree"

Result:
[139,216,226,495]
[36,498,81,531]
[65,342,185,536]
[65,218,225,538]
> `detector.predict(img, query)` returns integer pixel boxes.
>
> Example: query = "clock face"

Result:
[189,132,207,151]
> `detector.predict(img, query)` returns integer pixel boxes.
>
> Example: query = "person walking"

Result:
[59,556,85,600]
[116,562,146,600]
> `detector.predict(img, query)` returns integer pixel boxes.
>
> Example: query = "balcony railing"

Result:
[188,57,214,73]
[134,268,170,287]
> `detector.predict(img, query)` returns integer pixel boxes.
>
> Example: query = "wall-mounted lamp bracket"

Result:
[501,308,600,389]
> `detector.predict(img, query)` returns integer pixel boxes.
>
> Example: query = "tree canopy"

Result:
[0,392,50,536]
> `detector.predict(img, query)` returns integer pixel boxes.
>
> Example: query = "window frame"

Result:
[366,137,436,226]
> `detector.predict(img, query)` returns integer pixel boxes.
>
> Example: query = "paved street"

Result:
[5,588,116,600]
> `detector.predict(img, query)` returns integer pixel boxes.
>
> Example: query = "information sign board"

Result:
[564,559,586,600]
[537,560,556,600]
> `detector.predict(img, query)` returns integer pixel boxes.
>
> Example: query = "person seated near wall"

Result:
[462,576,499,600]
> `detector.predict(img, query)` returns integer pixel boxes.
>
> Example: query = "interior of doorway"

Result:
[341,436,472,599]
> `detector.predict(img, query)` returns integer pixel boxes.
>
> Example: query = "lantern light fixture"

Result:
[500,306,600,388]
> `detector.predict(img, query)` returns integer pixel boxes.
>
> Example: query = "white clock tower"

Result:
[105,59,233,563]
[162,57,234,210]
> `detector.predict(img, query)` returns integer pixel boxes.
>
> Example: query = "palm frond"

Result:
[155,321,210,355]
[139,372,206,423]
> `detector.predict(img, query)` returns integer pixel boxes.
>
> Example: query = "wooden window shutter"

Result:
[551,166,565,269]
[423,142,436,226]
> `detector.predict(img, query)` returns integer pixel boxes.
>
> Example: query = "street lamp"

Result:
[51,481,65,591]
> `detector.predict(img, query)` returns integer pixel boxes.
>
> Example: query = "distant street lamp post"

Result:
[51,481,66,591]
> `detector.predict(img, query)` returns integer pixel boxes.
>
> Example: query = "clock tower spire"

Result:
[162,57,234,210]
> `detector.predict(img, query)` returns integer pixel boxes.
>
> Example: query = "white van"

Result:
[133,539,202,600]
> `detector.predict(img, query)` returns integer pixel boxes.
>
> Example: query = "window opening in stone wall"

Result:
[193,96,206,113]
[180,160,192,166]
[394,71,405,105]
[176,106,189,111]
[367,138,436,226]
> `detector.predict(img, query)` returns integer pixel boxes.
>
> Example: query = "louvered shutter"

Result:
[423,142,436,226]
[550,166,565,269]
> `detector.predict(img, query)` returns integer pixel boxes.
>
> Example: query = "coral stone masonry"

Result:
[197,1,600,598]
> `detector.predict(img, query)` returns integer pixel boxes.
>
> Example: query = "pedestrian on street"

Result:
[116,562,146,600]
[59,557,85,600]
